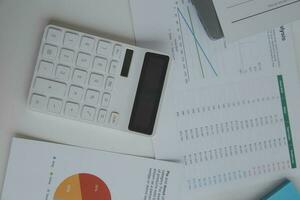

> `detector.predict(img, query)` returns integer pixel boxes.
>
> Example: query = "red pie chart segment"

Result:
[79,173,111,200]
[53,173,111,200]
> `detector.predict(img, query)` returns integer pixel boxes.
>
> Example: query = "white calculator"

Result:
[27,25,171,135]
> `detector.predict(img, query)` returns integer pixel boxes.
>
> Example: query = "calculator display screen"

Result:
[129,52,169,135]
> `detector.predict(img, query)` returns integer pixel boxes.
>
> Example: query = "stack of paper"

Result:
[130,0,300,199]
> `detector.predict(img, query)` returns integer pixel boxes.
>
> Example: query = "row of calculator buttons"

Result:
[38,62,115,90]
[33,78,112,107]
[42,44,119,74]
[46,27,123,59]
[30,94,119,125]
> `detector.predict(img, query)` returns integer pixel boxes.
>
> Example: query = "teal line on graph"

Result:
[177,7,218,76]
[187,5,205,78]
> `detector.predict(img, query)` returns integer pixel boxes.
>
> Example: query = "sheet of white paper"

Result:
[212,0,300,41]
[1,138,183,200]
[130,0,300,199]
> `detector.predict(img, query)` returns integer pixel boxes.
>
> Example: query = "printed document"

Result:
[212,0,300,41]
[1,138,183,200]
[130,0,300,199]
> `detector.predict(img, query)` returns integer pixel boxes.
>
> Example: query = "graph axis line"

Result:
[177,8,191,82]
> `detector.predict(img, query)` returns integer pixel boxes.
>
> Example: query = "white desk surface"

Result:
[1,0,300,199]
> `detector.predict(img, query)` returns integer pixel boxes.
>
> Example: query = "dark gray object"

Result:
[191,0,224,40]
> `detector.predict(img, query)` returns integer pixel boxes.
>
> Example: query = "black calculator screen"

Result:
[129,52,169,135]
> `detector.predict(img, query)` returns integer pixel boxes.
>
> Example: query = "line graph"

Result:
[172,0,220,85]
[177,7,218,77]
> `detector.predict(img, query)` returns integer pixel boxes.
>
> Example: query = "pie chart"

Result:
[53,173,111,200]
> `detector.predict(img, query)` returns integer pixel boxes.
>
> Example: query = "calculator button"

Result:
[46,28,62,44]
[97,40,112,56]
[93,57,107,72]
[101,93,111,107]
[55,65,70,82]
[109,112,119,126]
[64,102,79,118]
[63,32,79,48]
[34,78,66,97]
[48,98,63,114]
[85,89,100,105]
[98,109,107,123]
[72,69,87,85]
[68,86,84,101]
[43,44,58,60]
[109,60,119,75]
[89,73,104,89]
[112,44,122,60]
[76,52,91,69]
[80,36,95,53]
[30,94,47,110]
[105,77,114,91]
[81,106,96,121]
[60,48,74,64]
[38,61,54,77]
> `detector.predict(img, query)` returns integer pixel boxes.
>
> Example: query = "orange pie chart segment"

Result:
[53,174,83,200]
[53,173,111,200]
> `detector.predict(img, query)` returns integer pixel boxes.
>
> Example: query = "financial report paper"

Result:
[212,0,300,41]
[130,0,300,198]
[1,138,183,200]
